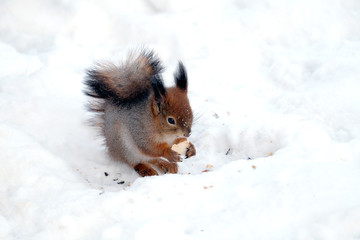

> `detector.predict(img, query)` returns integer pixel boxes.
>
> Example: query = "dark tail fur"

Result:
[84,50,164,107]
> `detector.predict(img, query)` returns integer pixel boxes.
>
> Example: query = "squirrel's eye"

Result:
[167,117,176,125]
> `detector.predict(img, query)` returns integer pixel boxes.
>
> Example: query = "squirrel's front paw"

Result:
[164,148,182,162]
[185,142,196,159]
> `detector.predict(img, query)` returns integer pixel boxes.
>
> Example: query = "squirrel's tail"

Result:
[84,49,163,106]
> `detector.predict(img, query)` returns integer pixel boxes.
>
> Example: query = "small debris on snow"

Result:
[225,148,231,155]
[202,164,214,173]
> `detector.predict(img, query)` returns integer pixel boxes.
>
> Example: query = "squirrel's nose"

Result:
[184,129,191,137]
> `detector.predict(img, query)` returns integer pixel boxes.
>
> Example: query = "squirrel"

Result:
[84,49,196,177]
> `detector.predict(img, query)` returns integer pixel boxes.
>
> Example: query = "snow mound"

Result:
[1,0,360,239]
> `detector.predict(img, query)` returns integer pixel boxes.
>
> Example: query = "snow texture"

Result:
[1,0,360,239]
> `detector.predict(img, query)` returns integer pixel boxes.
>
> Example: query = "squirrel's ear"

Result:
[174,61,188,91]
[151,75,167,115]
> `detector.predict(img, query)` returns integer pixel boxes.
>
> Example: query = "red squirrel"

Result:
[84,50,196,177]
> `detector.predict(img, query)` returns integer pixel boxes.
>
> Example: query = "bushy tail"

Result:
[84,50,163,106]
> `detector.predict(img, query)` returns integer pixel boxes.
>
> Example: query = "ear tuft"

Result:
[174,61,188,91]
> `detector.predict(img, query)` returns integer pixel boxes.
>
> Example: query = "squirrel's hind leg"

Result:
[134,159,178,177]
[134,163,158,177]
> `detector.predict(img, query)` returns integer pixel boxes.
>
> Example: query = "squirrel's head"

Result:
[151,62,193,139]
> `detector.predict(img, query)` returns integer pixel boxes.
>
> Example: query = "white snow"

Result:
[1,0,360,239]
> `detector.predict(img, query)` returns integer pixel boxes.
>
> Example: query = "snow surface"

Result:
[1,0,360,239]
